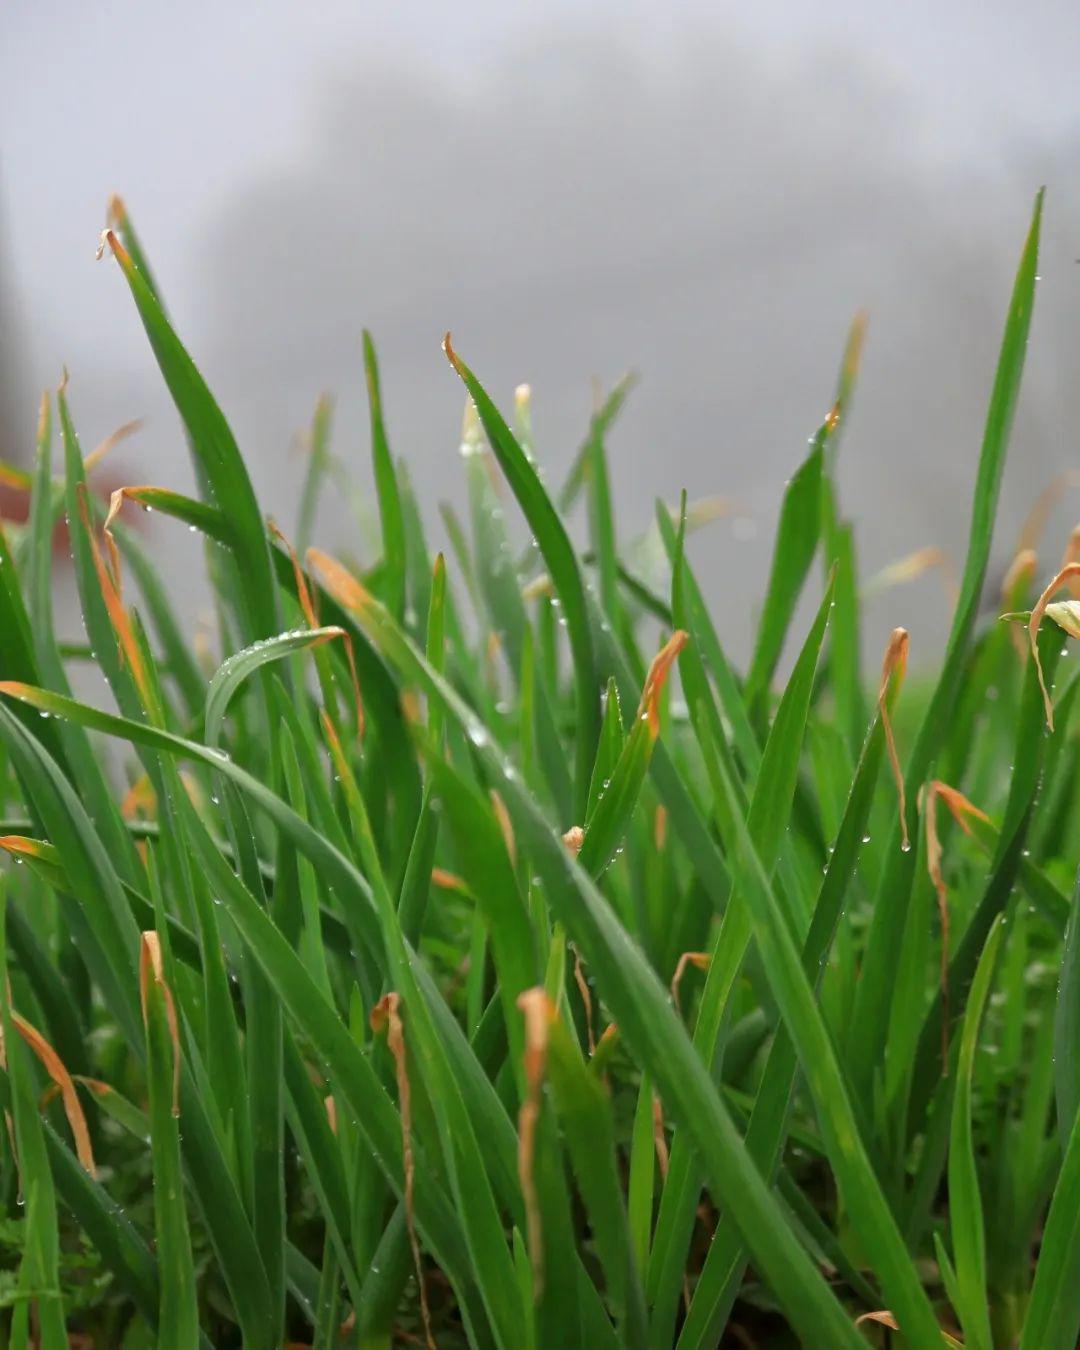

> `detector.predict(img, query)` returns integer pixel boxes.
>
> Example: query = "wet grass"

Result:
[0,190,1076,1347]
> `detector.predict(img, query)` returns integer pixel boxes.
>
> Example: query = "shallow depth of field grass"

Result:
[0,190,1077,1348]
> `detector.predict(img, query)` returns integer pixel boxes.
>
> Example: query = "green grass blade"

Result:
[947,920,1002,1350]
[848,190,1044,1096]
[446,337,600,816]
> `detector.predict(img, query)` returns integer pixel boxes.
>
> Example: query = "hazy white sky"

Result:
[3,2,1079,660]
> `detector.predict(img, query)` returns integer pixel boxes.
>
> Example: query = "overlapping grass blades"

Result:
[2,189,1077,1349]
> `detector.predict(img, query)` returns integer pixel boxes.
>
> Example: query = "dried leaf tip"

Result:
[1029,562,1080,729]
[95,228,132,270]
[517,989,555,1300]
[9,1014,97,1177]
[637,630,688,737]
[370,993,434,1350]
[139,932,181,1117]
[877,627,910,852]
[919,780,985,1065]
[1002,547,1037,606]
[562,825,585,855]
[85,419,143,474]
[106,193,127,228]
[306,547,374,619]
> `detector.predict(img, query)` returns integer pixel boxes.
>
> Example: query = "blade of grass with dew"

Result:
[203,626,346,748]
[100,228,279,642]
[742,427,824,724]
[946,919,1003,1350]
[848,190,1044,1098]
[0,895,67,1349]
[1055,871,1080,1147]
[543,1000,648,1345]
[446,337,600,817]
[689,697,943,1341]
[287,581,868,1346]
[0,704,278,1348]
[906,624,1063,1135]
[1020,1065,1080,1346]
[647,534,834,1343]
[297,391,333,555]
[140,933,201,1350]
[675,656,901,1347]
[362,332,407,624]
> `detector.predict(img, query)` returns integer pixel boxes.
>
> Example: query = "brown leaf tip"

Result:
[562,825,585,855]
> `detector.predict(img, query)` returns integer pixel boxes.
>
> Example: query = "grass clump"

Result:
[0,190,1074,1347]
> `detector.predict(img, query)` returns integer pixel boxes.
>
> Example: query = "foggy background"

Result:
[3,1,1080,667]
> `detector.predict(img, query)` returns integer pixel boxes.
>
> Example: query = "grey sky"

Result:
[3,2,1079,662]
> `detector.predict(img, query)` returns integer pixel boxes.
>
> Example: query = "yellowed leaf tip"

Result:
[1002,547,1038,606]
[85,418,143,475]
[138,932,181,1116]
[854,1310,900,1331]
[562,825,585,856]
[1060,526,1080,599]
[877,628,910,852]
[866,546,957,602]
[516,989,555,1301]
[12,1014,96,1176]
[370,993,434,1350]
[491,790,516,867]
[652,1092,670,1181]
[78,485,154,709]
[0,682,35,704]
[919,779,987,1067]
[670,951,711,1015]
[96,227,132,271]
[1029,562,1080,730]
[306,547,373,620]
[430,866,467,892]
[1018,470,1080,555]
[0,835,51,863]
[120,774,156,823]
[571,946,595,1054]
[638,630,689,737]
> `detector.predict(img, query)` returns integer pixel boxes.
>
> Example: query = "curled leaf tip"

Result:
[443,331,464,374]
[97,227,132,271]
[139,932,181,1116]
[1028,561,1080,730]
[57,367,69,396]
[1002,547,1037,605]
[12,1014,96,1176]
[877,627,910,851]
[516,989,554,1300]
[638,630,688,737]
[369,993,434,1349]
[562,825,585,855]
[670,951,710,1014]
